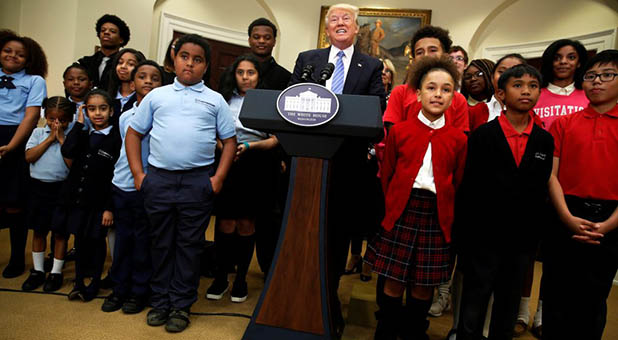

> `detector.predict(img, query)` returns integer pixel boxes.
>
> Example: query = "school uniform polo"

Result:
[25,126,70,182]
[549,104,618,201]
[112,103,150,192]
[130,78,236,170]
[381,111,467,242]
[110,102,152,299]
[383,84,469,133]
[0,69,46,125]
[498,112,534,167]
[66,97,90,130]
[228,93,269,143]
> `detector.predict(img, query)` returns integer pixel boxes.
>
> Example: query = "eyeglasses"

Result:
[583,72,618,82]
[451,56,465,62]
[463,70,484,81]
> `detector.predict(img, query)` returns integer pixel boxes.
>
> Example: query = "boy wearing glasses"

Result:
[544,49,618,340]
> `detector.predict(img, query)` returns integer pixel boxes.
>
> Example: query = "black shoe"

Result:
[205,279,228,300]
[2,262,25,278]
[147,308,170,326]
[43,273,64,292]
[82,284,99,302]
[101,293,124,312]
[230,280,248,303]
[100,274,115,289]
[68,287,84,301]
[122,295,147,314]
[165,309,190,333]
[22,269,46,291]
[64,248,76,262]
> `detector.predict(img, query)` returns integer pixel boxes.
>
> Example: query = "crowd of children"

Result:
[1,9,617,339]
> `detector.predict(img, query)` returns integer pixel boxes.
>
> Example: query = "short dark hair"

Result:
[96,14,130,47]
[494,53,527,75]
[408,55,460,90]
[248,18,277,38]
[131,60,164,81]
[0,31,48,78]
[541,39,587,89]
[583,49,618,73]
[63,62,91,80]
[497,64,542,90]
[85,88,114,108]
[218,54,261,102]
[106,48,146,95]
[42,96,75,121]
[449,45,469,64]
[410,25,452,57]
[174,34,211,65]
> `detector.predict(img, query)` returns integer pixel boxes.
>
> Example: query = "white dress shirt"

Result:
[487,95,503,122]
[547,82,576,96]
[412,111,445,194]
[326,45,354,91]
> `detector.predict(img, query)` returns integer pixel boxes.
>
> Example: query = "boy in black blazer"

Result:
[456,65,554,340]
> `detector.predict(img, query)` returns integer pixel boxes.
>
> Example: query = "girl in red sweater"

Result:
[365,56,467,340]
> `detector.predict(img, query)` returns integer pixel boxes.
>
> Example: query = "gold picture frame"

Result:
[318,6,431,85]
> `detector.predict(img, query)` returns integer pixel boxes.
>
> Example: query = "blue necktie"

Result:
[331,51,345,94]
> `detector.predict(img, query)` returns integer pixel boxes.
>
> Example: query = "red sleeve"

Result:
[383,85,407,124]
[549,116,565,157]
[449,92,470,133]
[381,124,398,194]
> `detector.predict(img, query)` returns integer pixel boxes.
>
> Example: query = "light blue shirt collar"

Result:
[173,78,206,93]
[90,125,113,135]
[0,68,26,80]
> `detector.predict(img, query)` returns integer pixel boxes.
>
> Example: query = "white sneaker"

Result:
[428,292,451,317]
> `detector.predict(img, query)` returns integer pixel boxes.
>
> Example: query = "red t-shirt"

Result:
[550,104,618,200]
[498,112,534,167]
[534,88,588,130]
[383,84,469,132]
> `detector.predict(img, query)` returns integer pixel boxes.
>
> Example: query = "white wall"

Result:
[473,0,618,58]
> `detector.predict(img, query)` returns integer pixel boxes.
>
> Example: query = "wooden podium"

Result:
[239,89,382,339]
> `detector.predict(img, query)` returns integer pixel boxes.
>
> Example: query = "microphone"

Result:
[318,63,335,85]
[300,64,315,83]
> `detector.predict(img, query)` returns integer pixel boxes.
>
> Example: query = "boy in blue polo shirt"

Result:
[125,34,236,333]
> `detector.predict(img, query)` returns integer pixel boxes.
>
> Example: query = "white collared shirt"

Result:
[547,82,576,96]
[487,95,503,122]
[412,111,445,194]
[325,45,354,91]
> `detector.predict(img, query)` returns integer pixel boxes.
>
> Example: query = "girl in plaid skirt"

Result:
[365,56,467,340]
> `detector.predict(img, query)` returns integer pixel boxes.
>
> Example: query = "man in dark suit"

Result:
[288,3,386,336]
[78,14,130,92]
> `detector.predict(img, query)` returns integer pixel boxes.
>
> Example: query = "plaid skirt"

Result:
[364,189,452,285]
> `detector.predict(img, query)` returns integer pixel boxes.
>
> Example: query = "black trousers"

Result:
[457,249,532,340]
[142,165,214,311]
[543,196,618,340]
[110,186,151,298]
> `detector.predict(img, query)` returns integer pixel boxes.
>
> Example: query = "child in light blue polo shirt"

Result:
[101,60,164,315]
[0,31,48,279]
[21,97,72,293]
[126,34,236,333]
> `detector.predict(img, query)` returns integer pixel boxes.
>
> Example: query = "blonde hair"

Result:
[325,3,359,25]
[383,58,397,80]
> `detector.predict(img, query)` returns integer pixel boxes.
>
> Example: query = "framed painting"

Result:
[318,6,431,86]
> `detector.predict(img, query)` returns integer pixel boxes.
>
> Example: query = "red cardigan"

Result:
[381,115,467,242]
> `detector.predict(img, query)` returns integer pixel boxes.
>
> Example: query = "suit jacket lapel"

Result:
[311,48,331,81]
[344,50,362,94]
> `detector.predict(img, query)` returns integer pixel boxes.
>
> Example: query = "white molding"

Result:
[157,11,248,64]
[482,28,617,60]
